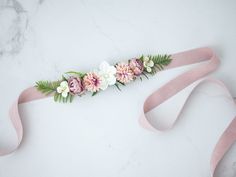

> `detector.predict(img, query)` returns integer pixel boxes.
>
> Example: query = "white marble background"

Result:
[0,0,236,177]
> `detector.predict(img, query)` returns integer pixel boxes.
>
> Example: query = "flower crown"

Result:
[35,54,172,103]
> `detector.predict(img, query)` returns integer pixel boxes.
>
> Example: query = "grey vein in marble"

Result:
[0,0,28,56]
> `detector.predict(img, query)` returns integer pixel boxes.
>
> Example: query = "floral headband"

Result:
[35,54,172,103]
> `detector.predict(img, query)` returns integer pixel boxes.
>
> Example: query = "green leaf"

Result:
[69,94,74,103]
[54,93,59,102]
[92,92,98,96]
[139,55,144,61]
[35,80,60,95]
[63,97,66,103]
[142,72,149,79]
[117,80,125,86]
[62,75,67,81]
[58,94,62,102]
[115,83,121,91]
[66,94,69,102]
[65,71,86,78]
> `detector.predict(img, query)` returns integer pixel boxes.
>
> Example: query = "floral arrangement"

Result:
[35,54,172,103]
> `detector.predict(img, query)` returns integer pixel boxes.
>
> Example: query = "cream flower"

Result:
[143,56,154,73]
[57,81,70,98]
[98,61,117,90]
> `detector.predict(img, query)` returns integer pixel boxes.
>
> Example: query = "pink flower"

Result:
[83,72,102,92]
[115,63,134,84]
[129,58,144,76]
[68,77,84,95]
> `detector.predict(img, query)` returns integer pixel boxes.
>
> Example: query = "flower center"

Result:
[104,74,109,78]
[92,77,99,86]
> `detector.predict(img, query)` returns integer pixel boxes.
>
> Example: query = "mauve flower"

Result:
[115,62,134,84]
[129,58,144,76]
[83,72,102,92]
[68,77,84,95]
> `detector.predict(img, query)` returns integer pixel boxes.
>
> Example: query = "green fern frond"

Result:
[35,80,60,95]
[148,54,172,75]
[36,80,74,103]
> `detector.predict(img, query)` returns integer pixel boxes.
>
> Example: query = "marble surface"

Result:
[0,0,236,177]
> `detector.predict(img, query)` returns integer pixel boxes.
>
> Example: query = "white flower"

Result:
[143,56,154,73]
[98,61,117,90]
[57,81,70,98]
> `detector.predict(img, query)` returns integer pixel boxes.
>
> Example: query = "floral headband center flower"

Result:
[98,61,117,90]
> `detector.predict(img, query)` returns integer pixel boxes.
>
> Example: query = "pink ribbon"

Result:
[1,47,235,176]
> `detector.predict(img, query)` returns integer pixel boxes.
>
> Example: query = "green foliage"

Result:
[114,83,121,91]
[92,92,98,96]
[35,80,60,95]
[114,80,126,91]
[117,80,125,86]
[139,55,144,61]
[142,72,149,79]
[54,92,74,103]
[65,71,86,78]
[148,54,172,75]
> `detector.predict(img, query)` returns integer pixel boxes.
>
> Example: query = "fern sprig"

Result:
[148,54,172,75]
[36,80,74,103]
[54,93,74,103]
[35,80,60,95]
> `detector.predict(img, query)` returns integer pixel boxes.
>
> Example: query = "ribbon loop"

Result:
[139,47,236,176]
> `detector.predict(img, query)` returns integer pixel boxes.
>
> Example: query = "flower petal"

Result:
[60,81,68,87]
[143,56,149,62]
[62,91,68,98]
[100,81,108,90]
[65,87,70,93]
[57,87,63,93]
[108,76,116,85]
[143,62,148,67]
[99,61,110,71]
[109,66,117,74]
[148,60,154,67]
[147,67,152,72]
